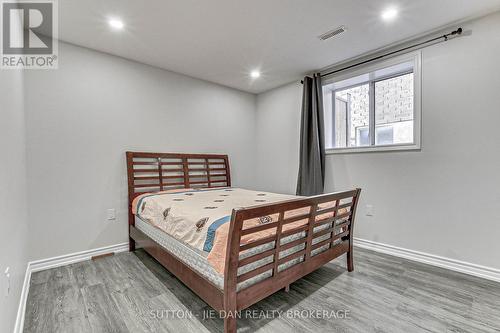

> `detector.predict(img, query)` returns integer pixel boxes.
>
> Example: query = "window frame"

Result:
[323,51,422,154]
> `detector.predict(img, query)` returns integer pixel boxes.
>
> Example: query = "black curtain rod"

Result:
[301,27,463,83]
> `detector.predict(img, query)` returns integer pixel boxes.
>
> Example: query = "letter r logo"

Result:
[2,2,53,54]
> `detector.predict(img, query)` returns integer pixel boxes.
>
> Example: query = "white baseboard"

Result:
[29,243,129,273]
[13,264,31,333]
[13,242,128,333]
[354,238,500,283]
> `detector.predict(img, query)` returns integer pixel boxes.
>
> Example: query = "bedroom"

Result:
[1,0,500,332]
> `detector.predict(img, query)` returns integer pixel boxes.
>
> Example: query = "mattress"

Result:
[135,214,344,291]
[135,215,225,288]
[132,187,345,276]
[132,188,298,272]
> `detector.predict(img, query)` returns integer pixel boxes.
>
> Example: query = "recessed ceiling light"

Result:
[250,70,261,79]
[108,19,124,30]
[381,7,398,21]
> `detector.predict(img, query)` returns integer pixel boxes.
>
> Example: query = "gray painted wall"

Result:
[255,12,500,270]
[24,42,258,261]
[256,82,302,194]
[0,70,28,332]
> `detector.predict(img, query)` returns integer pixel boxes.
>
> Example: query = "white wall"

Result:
[255,82,303,194]
[0,70,28,332]
[24,42,257,261]
[255,12,500,270]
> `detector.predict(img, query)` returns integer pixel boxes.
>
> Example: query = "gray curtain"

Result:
[296,74,325,196]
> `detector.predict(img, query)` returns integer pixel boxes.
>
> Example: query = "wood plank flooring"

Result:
[23,248,500,332]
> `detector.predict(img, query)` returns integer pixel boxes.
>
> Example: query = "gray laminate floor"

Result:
[23,248,500,333]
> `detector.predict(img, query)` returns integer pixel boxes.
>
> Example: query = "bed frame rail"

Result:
[223,188,361,332]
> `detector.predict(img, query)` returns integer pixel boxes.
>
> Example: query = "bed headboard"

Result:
[126,151,231,202]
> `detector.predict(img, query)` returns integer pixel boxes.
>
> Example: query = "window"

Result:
[322,52,421,153]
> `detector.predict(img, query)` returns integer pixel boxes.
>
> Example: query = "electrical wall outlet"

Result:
[366,204,374,217]
[4,267,10,297]
[107,208,116,221]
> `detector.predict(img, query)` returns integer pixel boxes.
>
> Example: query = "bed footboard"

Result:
[223,188,361,333]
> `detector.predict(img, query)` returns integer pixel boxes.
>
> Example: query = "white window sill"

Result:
[325,143,421,155]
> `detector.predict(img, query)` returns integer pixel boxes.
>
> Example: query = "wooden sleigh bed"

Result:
[126,151,361,332]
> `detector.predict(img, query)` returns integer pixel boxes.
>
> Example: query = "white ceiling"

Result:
[58,0,500,94]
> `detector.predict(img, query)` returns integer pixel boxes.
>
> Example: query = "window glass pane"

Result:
[375,126,394,145]
[333,98,348,148]
[375,73,414,145]
[335,84,370,147]
[357,127,370,146]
